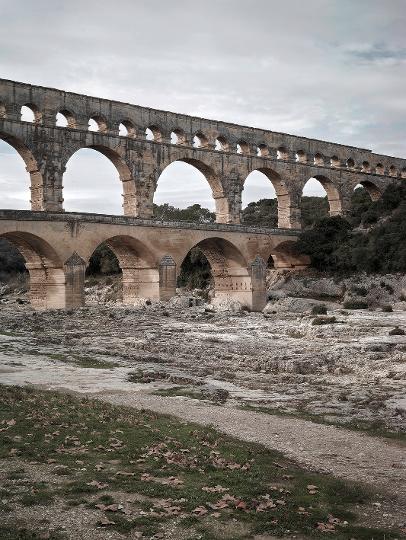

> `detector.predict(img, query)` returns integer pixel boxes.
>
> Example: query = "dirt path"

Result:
[97,391,406,504]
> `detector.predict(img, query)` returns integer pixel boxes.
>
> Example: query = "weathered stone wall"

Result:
[0,211,307,311]
[1,78,404,228]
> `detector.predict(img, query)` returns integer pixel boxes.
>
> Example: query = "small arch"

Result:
[56,109,76,128]
[119,120,136,138]
[215,136,229,151]
[375,163,384,175]
[237,141,250,155]
[170,128,186,145]
[21,104,42,124]
[389,165,397,177]
[314,153,324,166]
[362,161,371,173]
[0,102,6,118]
[88,114,108,133]
[146,125,162,142]
[330,156,340,168]
[401,168,406,179]
[296,150,307,163]
[346,158,355,169]
[257,144,269,157]
[277,146,289,160]
[193,132,209,148]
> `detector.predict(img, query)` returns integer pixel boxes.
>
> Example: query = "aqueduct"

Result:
[0,78,405,310]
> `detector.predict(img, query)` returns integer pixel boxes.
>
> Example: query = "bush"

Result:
[343,300,368,310]
[311,316,337,325]
[389,327,405,336]
[311,304,327,315]
[381,305,393,312]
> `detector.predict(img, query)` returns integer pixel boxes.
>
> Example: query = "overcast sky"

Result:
[1,0,405,213]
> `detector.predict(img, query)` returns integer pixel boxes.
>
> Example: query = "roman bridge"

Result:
[0,210,307,311]
[0,79,405,311]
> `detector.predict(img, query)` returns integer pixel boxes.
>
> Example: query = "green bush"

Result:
[381,305,393,312]
[311,316,337,325]
[343,300,368,310]
[311,304,327,315]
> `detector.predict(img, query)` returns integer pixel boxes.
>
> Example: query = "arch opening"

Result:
[301,176,339,228]
[21,104,41,124]
[356,180,382,202]
[237,141,249,155]
[277,146,288,160]
[119,121,136,138]
[145,126,162,142]
[257,144,269,157]
[86,236,158,305]
[193,133,208,148]
[0,232,64,309]
[243,167,294,228]
[88,115,108,133]
[0,132,43,210]
[215,136,229,152]
[63,146,135,215]
[330,156,340,168]
[242,170,278,228]
[171,129,186,145]
[296,150,307,163]
[0,102,6,118]
[153,159,226,222]
[179,237,258,309]
[314,153,324,166]
[56,110,76,128]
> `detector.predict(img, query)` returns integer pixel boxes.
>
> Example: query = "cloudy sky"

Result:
[1,0,405,213]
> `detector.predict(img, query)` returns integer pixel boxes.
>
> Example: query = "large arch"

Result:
[301,175,342,228]
[267,240,311,270]
[154,157,230,223]
[85,235,159,305]
[0,130,44,210]
[63,145,136,216]
[179,237,266,310]
[357,179,382,201]
[0,232,65,309]
[243,167,294,229]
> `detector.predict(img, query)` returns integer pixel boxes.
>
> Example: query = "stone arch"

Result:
[357,179,382,201]
[56,109,76,128]
[244,167,296,229]
[118,119,136,138]
[181,237,265,310]
[0,129,44,211]
[305,174,343,216]
[154,157,229,223]
[0,102,6,118]
[63,144,136,215]
[88,113,108,132]
[215,136,229,151]
[170,128,187,145]
[267,240,310,270]
[0,231,65,309]
[193,132,209,148]
[86,235,158,304]
[21,103,42,124]
[146,125,162,142]
[296,150,307,163]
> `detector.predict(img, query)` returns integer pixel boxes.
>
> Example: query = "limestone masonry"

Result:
[0,79,404,310]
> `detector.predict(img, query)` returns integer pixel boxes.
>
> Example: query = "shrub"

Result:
[312,316,337,325]
[343,300,368,310]
[381,305,393,312]
[389,327,405,336]
[351,285,368,297]
[311,304,327,315]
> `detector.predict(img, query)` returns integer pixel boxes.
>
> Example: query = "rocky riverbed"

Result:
[0,271,405,436]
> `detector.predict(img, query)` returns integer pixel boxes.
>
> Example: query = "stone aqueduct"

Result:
[0,78,405,311]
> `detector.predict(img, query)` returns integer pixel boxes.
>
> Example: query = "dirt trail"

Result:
[98,391,406,503]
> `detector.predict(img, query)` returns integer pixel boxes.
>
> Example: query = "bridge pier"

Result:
[122,268,160,304]
[27,264,67,310]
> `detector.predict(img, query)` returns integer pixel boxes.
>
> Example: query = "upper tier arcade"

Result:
[0,78,405,228]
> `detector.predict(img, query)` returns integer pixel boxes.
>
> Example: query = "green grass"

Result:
[0,385,403,539]
[48,352,119,369]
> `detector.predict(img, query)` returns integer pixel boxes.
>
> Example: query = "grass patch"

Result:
[49,352,119,369]
[0,386,403,539]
